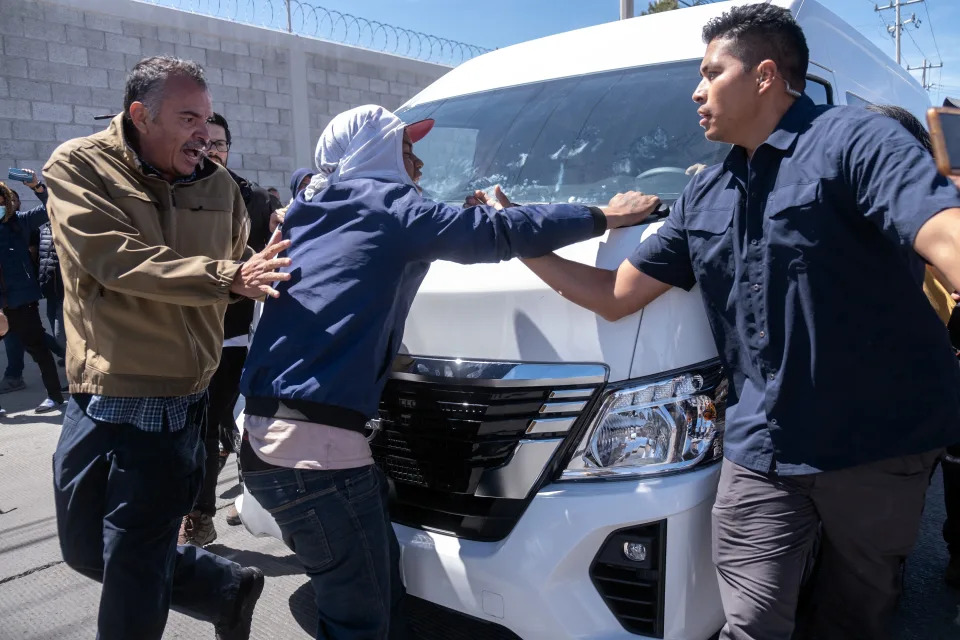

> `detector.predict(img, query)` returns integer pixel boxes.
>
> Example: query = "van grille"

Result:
[372,375,598,541]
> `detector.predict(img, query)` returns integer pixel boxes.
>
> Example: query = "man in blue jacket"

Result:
[238,104,661,639]
[0,181,66,400]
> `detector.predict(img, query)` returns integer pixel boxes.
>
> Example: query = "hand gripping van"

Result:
[236,1,930,637]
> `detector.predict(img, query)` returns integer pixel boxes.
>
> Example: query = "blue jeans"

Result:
[244,459,408,639]
[52,395,243,640]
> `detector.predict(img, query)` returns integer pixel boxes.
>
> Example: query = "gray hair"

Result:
[123,56,206,118]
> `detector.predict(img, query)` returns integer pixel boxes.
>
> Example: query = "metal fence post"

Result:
[286,0,293,32]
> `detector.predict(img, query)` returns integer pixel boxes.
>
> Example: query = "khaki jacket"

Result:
[43,115,250,397]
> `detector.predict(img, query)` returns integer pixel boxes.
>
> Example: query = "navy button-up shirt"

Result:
[630,95,960,475]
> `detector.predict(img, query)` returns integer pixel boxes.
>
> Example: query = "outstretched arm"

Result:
[402,188,661,264]
[521,254,672,322]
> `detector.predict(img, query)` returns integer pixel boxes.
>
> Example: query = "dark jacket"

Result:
[289,168,313,199]
[223,169,273,341]
[0,189,49,309]
[240,178,605,432]
[38,222,63,301]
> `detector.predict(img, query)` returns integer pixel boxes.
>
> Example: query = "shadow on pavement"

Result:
[1,413,64,426]
[0,514,57,536]
[203,544,303,578]
[289,581,318,636]
[219,484,242,500]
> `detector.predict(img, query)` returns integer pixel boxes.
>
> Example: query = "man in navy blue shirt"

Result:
[522,5,960,639]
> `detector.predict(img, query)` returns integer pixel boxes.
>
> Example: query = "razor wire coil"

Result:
[141,0,490,66]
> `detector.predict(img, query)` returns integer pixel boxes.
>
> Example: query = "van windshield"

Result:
[396,60,728,206]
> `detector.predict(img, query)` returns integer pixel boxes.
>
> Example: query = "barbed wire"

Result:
[140,0,491,66]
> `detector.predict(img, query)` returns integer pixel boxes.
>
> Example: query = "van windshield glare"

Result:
[397,61,729,206]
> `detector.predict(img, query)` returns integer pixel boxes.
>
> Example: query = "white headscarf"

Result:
[304,104,416,201]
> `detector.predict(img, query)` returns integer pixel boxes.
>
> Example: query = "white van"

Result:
[237,1,930,637]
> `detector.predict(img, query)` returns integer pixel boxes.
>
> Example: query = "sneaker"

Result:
[947,555,960,588]
[0,378,25,394]
[226,503,242,526]
[215,566,265,640]
[35,398,64,414]
[178,511,217,546]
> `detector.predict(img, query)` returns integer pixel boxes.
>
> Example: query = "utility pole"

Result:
[906,58,944,89]
[620,0,634,20]
[875,0,924,65]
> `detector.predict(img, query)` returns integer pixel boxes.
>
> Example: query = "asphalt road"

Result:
[0,355,958,639]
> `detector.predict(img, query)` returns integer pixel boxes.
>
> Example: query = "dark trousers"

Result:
[712,451,940,640]
[944,443,960,557]
[196,346,247,515]
[52,395,242,640]
[5,302,63,401]
[242,442,408,640]
[45,293,65,353]
[3,329,62,379]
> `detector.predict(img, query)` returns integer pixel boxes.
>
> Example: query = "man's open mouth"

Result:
[183,148,202,161]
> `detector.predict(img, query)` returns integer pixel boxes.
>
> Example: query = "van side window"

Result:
[805,77,833,105]
[845,92,873,108]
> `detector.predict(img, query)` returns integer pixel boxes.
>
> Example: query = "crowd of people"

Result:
[0,2,952,640]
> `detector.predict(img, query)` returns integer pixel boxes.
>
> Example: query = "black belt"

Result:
[244,396,369,435]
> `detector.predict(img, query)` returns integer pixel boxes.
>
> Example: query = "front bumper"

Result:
[236,414,723,639]
[396,464,723,640]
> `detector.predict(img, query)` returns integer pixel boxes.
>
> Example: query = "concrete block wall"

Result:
[0,0,449,205]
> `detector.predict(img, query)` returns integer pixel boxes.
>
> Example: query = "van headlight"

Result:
[561,362,727,479]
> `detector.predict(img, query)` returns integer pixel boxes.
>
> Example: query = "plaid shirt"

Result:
[85,392,206,433]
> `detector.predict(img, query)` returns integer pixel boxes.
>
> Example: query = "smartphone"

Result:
[927,107,960,176]
[7,168,33,183]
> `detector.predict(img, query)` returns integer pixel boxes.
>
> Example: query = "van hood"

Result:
[401,226,652,382]
[402,220,720,383]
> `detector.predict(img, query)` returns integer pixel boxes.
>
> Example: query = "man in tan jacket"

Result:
[45,56,290,640]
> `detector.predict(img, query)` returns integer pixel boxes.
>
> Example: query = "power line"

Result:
[921,0,943,63]
[903,23,930,62]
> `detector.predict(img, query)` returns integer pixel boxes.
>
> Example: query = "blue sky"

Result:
[302,0,960,104]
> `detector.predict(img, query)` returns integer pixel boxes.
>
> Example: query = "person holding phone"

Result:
[0,179,67,398]
[0,170,66,413]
